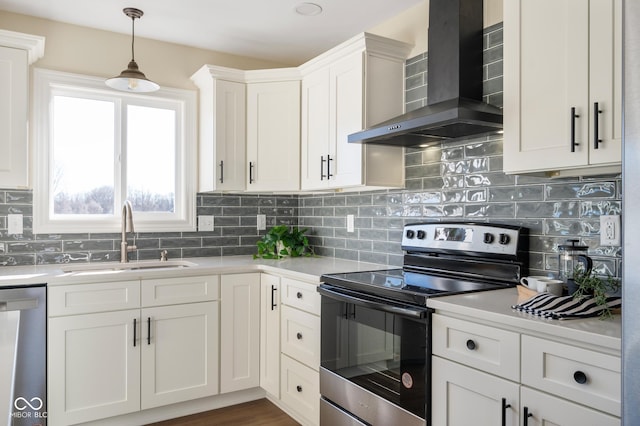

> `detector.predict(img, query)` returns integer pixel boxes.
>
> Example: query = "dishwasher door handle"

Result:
[0,298,39,312]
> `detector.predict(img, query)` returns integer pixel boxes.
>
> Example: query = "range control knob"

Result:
[483,233,495,244]
[416,230,426,239]
[406,229,416,239]
[499,233,511,245]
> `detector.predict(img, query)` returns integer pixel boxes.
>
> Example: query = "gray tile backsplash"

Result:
[0,23,622,279]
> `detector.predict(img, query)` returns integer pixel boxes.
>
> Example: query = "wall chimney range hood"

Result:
[349,0,502,147]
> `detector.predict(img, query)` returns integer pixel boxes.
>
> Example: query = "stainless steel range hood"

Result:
[349,0,502,147]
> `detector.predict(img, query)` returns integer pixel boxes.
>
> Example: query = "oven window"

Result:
[321,298,427,418]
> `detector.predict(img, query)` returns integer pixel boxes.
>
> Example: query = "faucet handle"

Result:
[127,245,137,253]
[160,250,168,262]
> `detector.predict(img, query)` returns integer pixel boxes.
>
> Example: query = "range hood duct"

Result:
[349,0,502,147]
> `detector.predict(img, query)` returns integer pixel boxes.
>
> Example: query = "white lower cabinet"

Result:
[48,275,219,426]
[260,273,281,397]
[431,313,621,426]
[220,273,261,393]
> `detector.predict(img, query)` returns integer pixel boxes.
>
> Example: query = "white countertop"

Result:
[0,255,621,353]
[428,287,622,353]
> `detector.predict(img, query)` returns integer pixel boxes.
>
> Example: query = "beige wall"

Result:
[0,11,287,90]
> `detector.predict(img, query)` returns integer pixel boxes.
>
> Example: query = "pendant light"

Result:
[105,7,159,93]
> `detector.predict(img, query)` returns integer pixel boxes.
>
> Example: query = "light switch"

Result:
[347,214,355,233]
[198,215,214,232]
[257,214,267,231]
[8,214,23,235]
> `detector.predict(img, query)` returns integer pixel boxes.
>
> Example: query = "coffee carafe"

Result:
[558,239,593,294]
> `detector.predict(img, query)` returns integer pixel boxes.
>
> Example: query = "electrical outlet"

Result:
[257,214,267,231]
[600,214,621,246]
[347,214,355,233]
[7,214,23,235]
[198,215,214,232]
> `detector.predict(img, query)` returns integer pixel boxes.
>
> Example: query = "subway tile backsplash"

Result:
[0,23,622,279]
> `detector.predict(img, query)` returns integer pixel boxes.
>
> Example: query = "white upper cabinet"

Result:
[300,33,412,191]
[0,30,44,189]
[246,71,301,192]
[191,66,246,192]
[504,0,622,177]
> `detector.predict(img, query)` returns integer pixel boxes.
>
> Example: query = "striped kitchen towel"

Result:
[512,292,621,320]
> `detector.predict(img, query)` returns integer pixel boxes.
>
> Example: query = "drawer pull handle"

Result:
[296,385,303,392]
[501,398,511,426]
[296,332,303,340]
[466,339,477,350]
[573,370,588,384]
[523,406,533,426]
[296,292,303,299]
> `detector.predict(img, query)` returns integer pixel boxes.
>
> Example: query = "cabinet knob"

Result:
[296,385,303,392]
[466,339,477,350]
[296,332,303,340]
[296,292,303,299]
[573,370,588,384]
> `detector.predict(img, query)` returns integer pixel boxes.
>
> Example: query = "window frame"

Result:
[33,68,197,234]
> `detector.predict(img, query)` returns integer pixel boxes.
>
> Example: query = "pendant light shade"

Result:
[106,8,159,93]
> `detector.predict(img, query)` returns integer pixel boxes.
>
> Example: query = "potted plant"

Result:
[254,225,314,259]
[571,268,621,319]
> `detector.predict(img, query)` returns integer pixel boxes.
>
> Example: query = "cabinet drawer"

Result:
[141,275,219,306]
[281,305,320,369]
[521,335,621,416]
[281,354,319,426]
[281,277,320,315]
[432,314,520,381]
[49,281,140,316]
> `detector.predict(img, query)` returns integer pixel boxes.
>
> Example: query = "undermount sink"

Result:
[61,260,196,274]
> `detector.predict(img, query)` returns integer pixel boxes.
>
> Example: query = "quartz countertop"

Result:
[427,287,622,353]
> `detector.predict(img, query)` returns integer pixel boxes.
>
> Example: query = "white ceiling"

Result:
[0,0,423,65]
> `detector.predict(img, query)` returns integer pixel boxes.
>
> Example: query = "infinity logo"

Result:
[14,397,43,411]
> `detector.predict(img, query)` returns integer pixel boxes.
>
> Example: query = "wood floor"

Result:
[147,399,300,426]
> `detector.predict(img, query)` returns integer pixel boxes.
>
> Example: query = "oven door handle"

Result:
[318,285,429,319]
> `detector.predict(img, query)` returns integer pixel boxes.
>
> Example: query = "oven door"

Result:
[318,284,430,426]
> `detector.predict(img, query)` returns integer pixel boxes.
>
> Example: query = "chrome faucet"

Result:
[120,200,137,263]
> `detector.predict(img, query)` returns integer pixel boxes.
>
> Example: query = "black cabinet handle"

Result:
[147,317,151,345]
[571,107,580,152]
[501,398,511,426]
[296,385,303,392]
[594,102,602,149]
[249,161,255,184]
[320,156,327,180]
[219,160,224,183]
[466,339,477,350]
[574,370,588,384]
[523,406,533,426]
[133,318,137,347]
[296,291,303,299]
[271,285,277,311]
[327,155,333,179]
[296,332,303,340]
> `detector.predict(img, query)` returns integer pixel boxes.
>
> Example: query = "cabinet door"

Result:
[141,302,219,409]
[301,67,331,190]
[48,310,140,425]
[330,51,364,188]
[260,273,281,397]
[504,0,590,173]
[213,80,246,191]
[432,357,519,426]
[0,46,29,188]
[521,386,619,426]
[589,0,622,165]
[220,273,261,393]
[246,81,301,191]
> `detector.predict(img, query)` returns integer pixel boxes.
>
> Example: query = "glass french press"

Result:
[558,239,593,295]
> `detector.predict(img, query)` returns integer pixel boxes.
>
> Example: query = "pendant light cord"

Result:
[130,15,136,62]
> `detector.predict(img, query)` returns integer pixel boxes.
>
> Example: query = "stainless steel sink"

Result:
[61,260,196,274]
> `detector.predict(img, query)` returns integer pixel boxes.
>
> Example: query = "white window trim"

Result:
[32,68,197,234]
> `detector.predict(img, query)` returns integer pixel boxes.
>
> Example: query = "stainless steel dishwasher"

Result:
[1,284,46,426]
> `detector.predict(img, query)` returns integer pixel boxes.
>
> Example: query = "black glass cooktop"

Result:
[321,269,513,306]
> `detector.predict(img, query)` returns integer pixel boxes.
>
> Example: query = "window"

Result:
[33,69,196,233]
